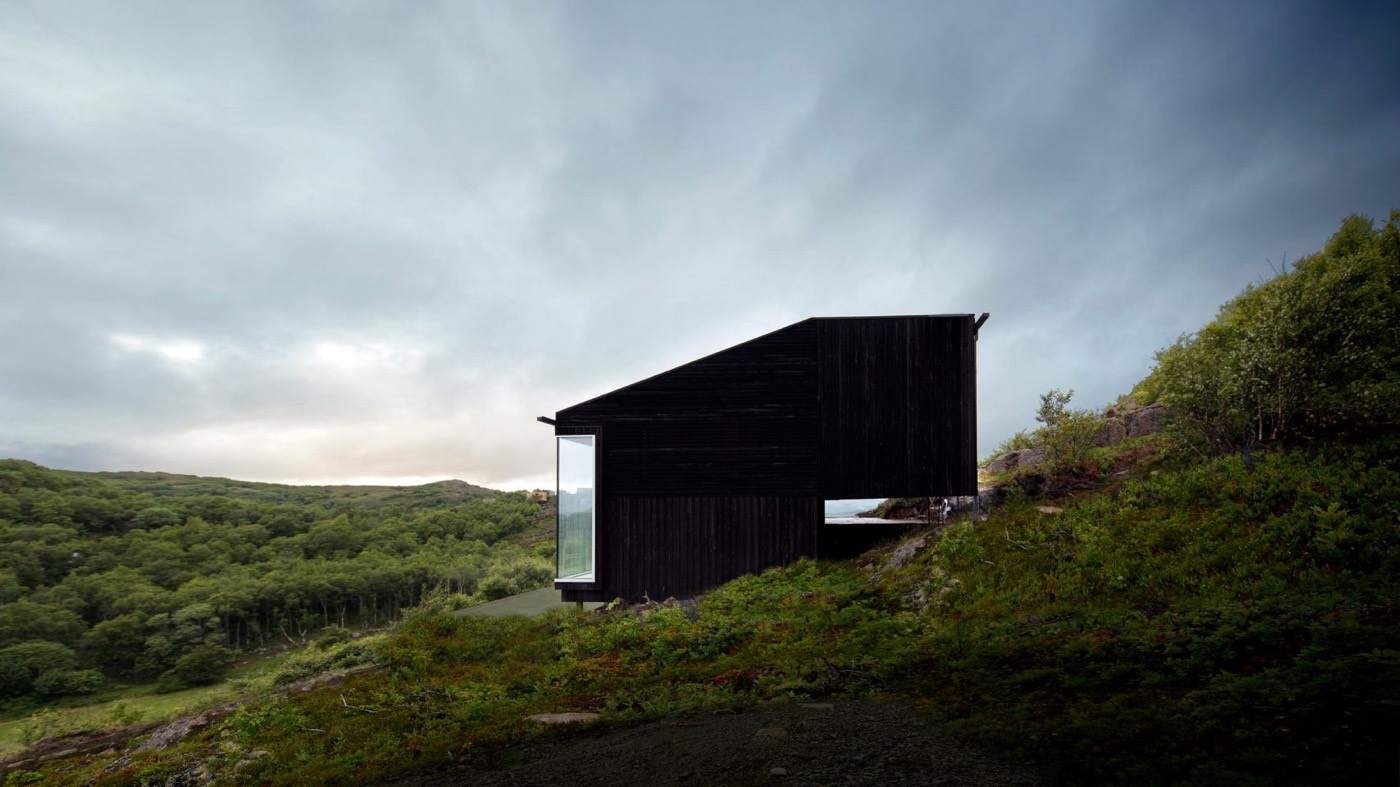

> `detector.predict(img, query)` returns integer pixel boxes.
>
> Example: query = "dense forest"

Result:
[0,465,554,701]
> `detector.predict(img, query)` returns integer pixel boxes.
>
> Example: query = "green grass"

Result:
[21,439,1400,785]
[0,652,291,756]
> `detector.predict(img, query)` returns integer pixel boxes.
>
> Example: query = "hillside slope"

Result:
[6,210,1398,785]
[0,460,555,718]
[16,436,1397,785]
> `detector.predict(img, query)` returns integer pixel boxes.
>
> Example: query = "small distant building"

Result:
[539,314,984,603]
[524,489,550,503]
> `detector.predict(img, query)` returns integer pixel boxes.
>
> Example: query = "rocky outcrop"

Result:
[970,403,1172,516]
[1095,403,1171,445]
[1125,403,1170,436]
[984,448,1045,474]
[137,704,238,752]
[975,486,1006,510]
[883,535,928,572]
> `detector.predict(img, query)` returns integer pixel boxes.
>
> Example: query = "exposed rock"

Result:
[631,596,700,620]
[1093,417,1128,446]
[527,712,600,725]
[1015,473,1047,497]
[2,721,161,772]
[231,750,272,776]
[977,486,1006,510]
[1036,506,1064,515]
[883,535,928,572]
[984,448,1045,474]
[1124,404,1170,437]
[984,453,1013,473]
[138,704,236,752]
[769,766,789,777]
[157,759,213,786]
[905,586,929,610]
[929,565,961,601]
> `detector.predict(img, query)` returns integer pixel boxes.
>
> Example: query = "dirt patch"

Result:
[388,700,1042,786]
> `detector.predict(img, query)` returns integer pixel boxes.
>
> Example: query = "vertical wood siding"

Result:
[560,320,821,496]
[563,495,819,602]
[555,315,976,602]
[817,316,977,498]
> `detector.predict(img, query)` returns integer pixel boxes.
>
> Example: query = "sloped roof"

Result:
[554,314,975,417]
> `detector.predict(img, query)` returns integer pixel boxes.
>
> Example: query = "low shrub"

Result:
[479,555,553,600]
[272,637,383,687]
[311,625,352,650]
[157,644,233,692]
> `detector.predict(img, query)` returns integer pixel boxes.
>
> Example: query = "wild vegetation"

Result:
[5,211,1398,785]
[1138,213,1399,451]
[0,464,554,705]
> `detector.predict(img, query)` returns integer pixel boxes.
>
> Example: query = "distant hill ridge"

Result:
[23,463,505,509]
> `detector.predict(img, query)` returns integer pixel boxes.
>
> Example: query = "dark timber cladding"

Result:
[551,315,978,602]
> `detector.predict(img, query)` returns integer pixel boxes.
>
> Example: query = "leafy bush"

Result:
[158,644,234,691]
[1138,212,1400,449]
[902,439,1400,784]
[1035,388,1075,427]
[32,668,103,696]
[1033,388,1103,470]
[479,555,553,600]
[311,625,352,650]
[0,641,80,697]
[987,429,1036,460]
[992,388,1103,471]
[271,637,383,687]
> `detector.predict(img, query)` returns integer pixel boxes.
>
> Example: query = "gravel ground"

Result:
[390,701,1043,787]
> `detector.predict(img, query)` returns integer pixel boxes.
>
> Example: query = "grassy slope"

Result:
[0,651,292,757]
[26,437,1399,785]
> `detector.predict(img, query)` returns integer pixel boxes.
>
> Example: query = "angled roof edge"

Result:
[553,314,975,418]
[555,317,815,417]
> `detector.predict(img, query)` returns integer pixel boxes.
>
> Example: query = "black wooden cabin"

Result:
[542,314,982,603]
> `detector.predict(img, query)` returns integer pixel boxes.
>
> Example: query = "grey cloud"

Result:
[1,0,1397,487]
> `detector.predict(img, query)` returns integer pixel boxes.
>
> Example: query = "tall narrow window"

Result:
[556,435,595,581]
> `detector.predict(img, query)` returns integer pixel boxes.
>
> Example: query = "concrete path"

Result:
[455,587,603,618]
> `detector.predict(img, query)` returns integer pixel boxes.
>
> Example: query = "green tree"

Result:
[33,668,103,696]
[132,507,182,529]
[162,644,234,689]
[0,602,86,647]
[82,614,149,676]
[1138,211,1400,449]
[1036,388,1075,427]
[0,641,80,697]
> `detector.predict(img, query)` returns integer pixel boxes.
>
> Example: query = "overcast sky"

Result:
[2,1,1397,490]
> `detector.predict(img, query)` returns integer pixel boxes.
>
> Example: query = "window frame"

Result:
[554,434,597,583]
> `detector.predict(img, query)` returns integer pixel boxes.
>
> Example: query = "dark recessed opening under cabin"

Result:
[541,314,982,603]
